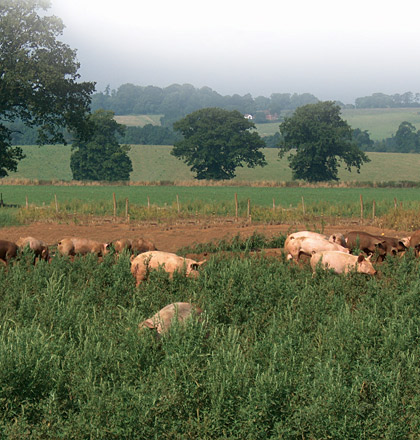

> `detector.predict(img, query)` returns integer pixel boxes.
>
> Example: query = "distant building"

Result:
[244,114,253,120]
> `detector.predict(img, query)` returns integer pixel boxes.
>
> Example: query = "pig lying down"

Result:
[310,251,376,275]
[139,302,203,335]
[130,251,206,286]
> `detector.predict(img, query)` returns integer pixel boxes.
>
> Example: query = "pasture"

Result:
[0,233,419,437]
[6,144,420,182]
[256,107,420,140]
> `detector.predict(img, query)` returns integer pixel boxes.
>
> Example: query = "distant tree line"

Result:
[90,83,319,126]
[355,92,420,108]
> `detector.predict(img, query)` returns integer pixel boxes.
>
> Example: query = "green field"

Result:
[0,239,419,437]
[256,107,420,140]
[113,114,163,127]
[6,144,420,183]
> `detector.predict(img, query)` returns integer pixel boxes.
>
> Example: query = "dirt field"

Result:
[0,219,410,253]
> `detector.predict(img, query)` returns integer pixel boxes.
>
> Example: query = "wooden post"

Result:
[301,196,305,215]
[272,198,275,213]
[147,196,150,210]
[113,192,116,219]
[394,197,397,210]
[125,198,129,222]
[176,194,180,213]
[372,199,376,219]
[0,193,3,207]
[54,194,58,213]
[26,195,28,209]
[247,198,251,222]
[235,193,238,221]
[360,194,364,220]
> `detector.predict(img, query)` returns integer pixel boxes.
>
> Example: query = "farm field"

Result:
[6,144,420,182]
[0,218,419,437]
[256,107,420,140]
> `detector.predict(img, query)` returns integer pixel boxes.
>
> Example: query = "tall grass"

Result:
[0,246,419,437]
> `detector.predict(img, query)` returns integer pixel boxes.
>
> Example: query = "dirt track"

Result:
[0,219,410,253]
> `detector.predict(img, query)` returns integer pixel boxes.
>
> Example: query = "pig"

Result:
[310,251,376,275]
[402,229,420,256]
[285,236,349,261]
[371,234,407,260]
[57,237,109,257]
[0,239,18,264]
[345,231,387,258]
[130,251,206,286]
[284,231,346,259]
[139,302,203,335]
[112,237,157,254]
[16,236,49,261]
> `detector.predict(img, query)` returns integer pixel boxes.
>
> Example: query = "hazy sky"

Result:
[50,0,420,104]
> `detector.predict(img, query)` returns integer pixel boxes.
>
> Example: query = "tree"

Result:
[172,108,267,180]
[352,128,374,151]
[279,101,370,182]
[394,121,419,153]
[0,0,95,177]
[70,110,133,181]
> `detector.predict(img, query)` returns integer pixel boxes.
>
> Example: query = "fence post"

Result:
[54,194,58,213]
[235,193,238,221]
[147,196,150,211]
[125,198,129,222]
[394,197,397,210]
[26,195,28,209]
[176,194,180,213]
[301,196,305,215]
[372,199,376,219]
[113,192,116,219]
[272,198,275,213]
[247,198,251,223]
[360,194,364,220]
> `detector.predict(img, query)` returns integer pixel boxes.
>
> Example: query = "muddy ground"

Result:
[0,219,410,253]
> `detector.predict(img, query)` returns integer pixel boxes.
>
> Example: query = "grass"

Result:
[113,114,163,127]
[0,242,419,437]
[7,145,420,182]
[256,107,420,140]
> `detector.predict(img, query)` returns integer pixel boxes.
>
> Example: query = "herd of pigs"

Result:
[1,228,420,334]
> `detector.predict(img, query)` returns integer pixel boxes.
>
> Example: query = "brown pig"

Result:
[285,236,349,261]
[112,238,157,254]
[130,251,206,286]
[310,251,376,275]
[16,236,49,261]
[0,239,18,264]
[401,229,420,256]
[139,302,203,335]
[112,238,133,253]
[57,237,109,257]
[345,231,387,258]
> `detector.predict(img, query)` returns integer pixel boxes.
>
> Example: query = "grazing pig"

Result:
[112,238,133,253]
[139,302,203,335]
[130,251,206,286]
[310,251,376,275]
[16,236,49,261]
[131,237,157,254]
[371,234,407,260]
[345,231,386,258]
[284,231,346,257]
[0,239,18,264]
[57,237,109,257]
[285,236,349,261]
[112,237,157,254]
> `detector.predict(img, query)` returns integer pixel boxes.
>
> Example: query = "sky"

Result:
[50,0,420,104]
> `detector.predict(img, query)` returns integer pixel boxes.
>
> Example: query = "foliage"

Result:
[0,246,420,437]
[172,108,267,180]
[90,84,321,124]
[355,91,420,108]
[263,132,282,148]
[121,124,182,145]
[0,0,95,176]
[352,128,374,151]
[70,110,133,181]
[279,101,371,182]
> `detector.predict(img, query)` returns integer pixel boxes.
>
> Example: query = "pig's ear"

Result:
[366,254,372,261]
[139,319,155,330]
[357,254,365,263]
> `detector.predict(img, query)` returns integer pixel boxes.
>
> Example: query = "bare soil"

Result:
[0,219,410,253]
